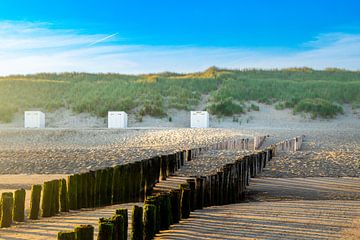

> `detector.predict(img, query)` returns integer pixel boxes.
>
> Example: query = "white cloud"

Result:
[0,21,359,76]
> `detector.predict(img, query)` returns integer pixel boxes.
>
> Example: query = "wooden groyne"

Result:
[140,135,305,238]
[0,136,254,229]
[0,134,304,240]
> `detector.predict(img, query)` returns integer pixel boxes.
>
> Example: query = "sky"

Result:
[0,0,359,75]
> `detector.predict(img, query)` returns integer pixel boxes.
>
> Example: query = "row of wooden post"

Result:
[131,148,274,240]
[273,135,305,155]
[58,207,128,240]
[0,189,26,228]
[0,137,249,229]
[54,135,304,239]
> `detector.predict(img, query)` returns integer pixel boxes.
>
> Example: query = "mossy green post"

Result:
[29,184,42,220]
[99,169,108,206]
[121,164,129,203]
[74,224,94,240]
[112,166,121,204]
[53,179,60,215]
[50,180,55,216]
[0,193,13,228]
[13,188,26,222]
[68,175,78,210]
[170,189,181,224]
[42,180,53,217]
[57,230,75,240]
[160,156,167,181]
[80,173,88,208]
[132,163,139,201]
[60,178,69,212]
[94,170,102,207]
[131,205,143,240]
[143,204,156,240]
[76,174,83,209]
[159,194,172,230]
[127,163,135,202]
[186,179,196,211]
[98,222,114,240]
[88,171,96,208]
[118,165,126,203]
[115,208,128,240]
[100,215,125,240]
[144,195,160,233]
[112,214,125,240]
[140,161,146,201]
[106,167,114,205]
[180,184,191,219]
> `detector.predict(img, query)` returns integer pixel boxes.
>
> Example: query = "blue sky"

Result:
[0,0,359,75]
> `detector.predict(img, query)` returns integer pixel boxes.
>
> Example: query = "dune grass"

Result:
[0,68,359,122]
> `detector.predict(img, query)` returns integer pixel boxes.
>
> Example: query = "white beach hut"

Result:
[108,111,128,128]
[190,111,209,128]
[24,111,45,128]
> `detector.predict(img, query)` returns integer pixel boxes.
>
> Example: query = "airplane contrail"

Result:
[87,32,119,46]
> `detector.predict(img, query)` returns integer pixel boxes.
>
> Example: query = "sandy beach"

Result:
[1,103,360,239]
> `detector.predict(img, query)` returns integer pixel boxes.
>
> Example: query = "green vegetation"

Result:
[1,68,360,121]
[207,97,244,116]
[293,98,343,119]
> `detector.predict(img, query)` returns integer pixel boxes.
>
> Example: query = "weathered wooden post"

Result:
[57,231,75,240]
[143,204,157,240]
[112,214,126,240]
[187,149,192,161]
[169,189,181,224]
[42,180,53,217]
[131,205,143,240]
[115,208,128,240]
[98,222,114,240]
[100,215,125,240]
[144,195,160,233]
[13,188,26,222]
[75,174,82,209]
[53,179,60,215]
[140,160,146,202]
[219,172,224,205]
[88,171,96,208]
[60,178,69,212]
[74,225,94,240]
[106,167,114,205]
[112,166,121,204]
[186,179,196,211]
[160,155,168,181]
[203,176,211,207]
[159,193,172,229]
[0,192,13,228]
[195,177,204,209]
[68,175,78,210]
[29,184,42,220]
[180,184,191,219]
[81,173,88,208]
[99,169,108,206]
